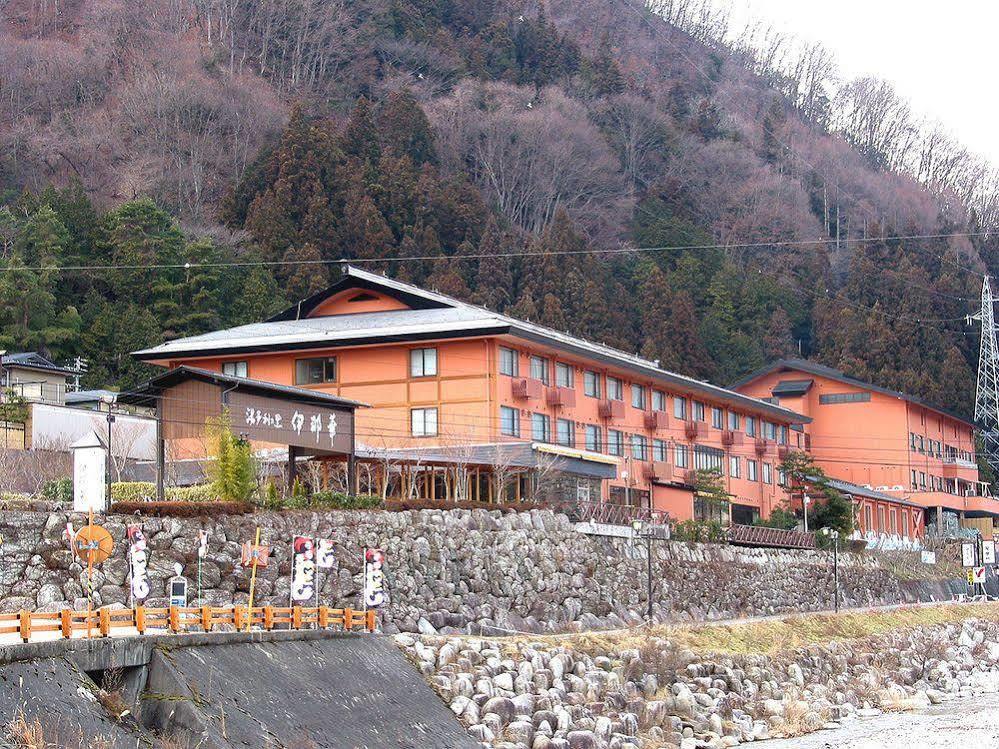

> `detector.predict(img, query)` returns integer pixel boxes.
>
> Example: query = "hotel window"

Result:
[673,396,688,420]
[555,362,573,388]
[919,472,927,489]
[556,418,575,447]
[778,469,787,486]
[500,406,520,437]
[675,443,689,468]
[911,469,918,490]
[583,371,601,397]
[779,425,789,445]
[653,439,667,462]
[878,506,886,532]
[910,433,918,451]
[711,407,723,429]
[762,462,773,484]
[865,504,873,533]
[764,421,777,440]
[694,445,724,474]
[631,434,648,461]
[295,357,336,385]
[631,384,646,409]
[222,360,248,378]
[746,416,757,437]
[411,407,438,437]
[652,390,666,411]
[727,412,740,431]
[410,348,438,377]
[608,429,624,456]
[530,356,549,384]
[499,347,519,376]
[747,459,758,482]
[902,511,909,537]
[729,456,741,478]
[818,391,871,404]
[693,401,705,421]
[532,413,551,442]
[585,424,602,452]
[607,376,623,400]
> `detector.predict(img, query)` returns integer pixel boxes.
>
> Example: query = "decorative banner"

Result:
[363,548,386,608]
[198,530,210,559]
[126,524,151,601]
[316,539,336,569]
[983,540,996,566]
[291,536,317,602]
[962,542,976,568]
[241,541,270,567]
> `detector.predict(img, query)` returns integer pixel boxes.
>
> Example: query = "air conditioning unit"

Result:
[890,485,904,492]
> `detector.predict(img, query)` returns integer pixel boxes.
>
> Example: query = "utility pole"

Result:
[820,527,840,612]
[632,520,654,623]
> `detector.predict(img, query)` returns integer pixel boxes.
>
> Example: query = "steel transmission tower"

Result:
[974,276,999,475]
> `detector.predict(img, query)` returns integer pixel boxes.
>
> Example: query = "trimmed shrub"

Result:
[110,501,253,517]
[41,478,73,504]
[111,482,157,502]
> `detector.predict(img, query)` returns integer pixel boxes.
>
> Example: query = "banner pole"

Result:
[246,526,261,632]
[314,537,320,629]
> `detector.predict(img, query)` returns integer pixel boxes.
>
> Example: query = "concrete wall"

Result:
[0,507,963,634]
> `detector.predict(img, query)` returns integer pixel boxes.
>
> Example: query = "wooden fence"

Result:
[0,605,377,643]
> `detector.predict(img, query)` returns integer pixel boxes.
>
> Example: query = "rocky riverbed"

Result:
[396,612,999,749]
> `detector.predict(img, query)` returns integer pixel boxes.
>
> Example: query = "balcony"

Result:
[512,378,543,400]
[721,430,743,447]
[777,444,792,460]
[684,421,703,441]
[680,468,698,485]
[644,411,669,431]
[644,461,671,482]
[2,381,68,405]
[598,399,626,420]
[942,456,978,479]
[754,438,774,456]
[546,386,576,408]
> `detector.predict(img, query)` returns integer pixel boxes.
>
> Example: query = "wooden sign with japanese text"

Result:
[228,391,353,454]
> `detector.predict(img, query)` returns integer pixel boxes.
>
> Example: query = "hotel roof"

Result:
[731,358,974,428]
[134,266,808,424]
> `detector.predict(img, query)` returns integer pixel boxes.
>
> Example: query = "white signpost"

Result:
[70,431,107,513]
[984,540,997,566]
[962,542,977,568]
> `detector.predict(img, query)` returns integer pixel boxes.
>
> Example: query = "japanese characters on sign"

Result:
[363,548,386,608]
[291,535,317,602]
[127,524,151,601]
[227,392,352,454]
[983,540,996,566]
[316,539,336,569]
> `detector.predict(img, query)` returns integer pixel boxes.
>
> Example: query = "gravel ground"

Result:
[758,691,999,748]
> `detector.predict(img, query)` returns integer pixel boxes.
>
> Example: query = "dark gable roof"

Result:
[770,379,814,397]
[732,358,974,428]
[118,365,368,410]
[1,352,76,376]
[266,269,451,321]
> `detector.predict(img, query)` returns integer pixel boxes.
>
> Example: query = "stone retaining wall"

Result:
[399,617,999,748]
[0,508,959,633]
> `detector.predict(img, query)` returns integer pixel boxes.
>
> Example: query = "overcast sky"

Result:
[724,1,999,166]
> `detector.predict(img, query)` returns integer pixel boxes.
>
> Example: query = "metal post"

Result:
[155,398,165,502]
[105,408,115,510]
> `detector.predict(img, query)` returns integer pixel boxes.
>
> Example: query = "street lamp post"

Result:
[632,520,653,623]
[802,493,811,533]
[101,394,117,510]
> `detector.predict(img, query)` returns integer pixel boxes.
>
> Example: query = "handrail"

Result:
[2,604,377,644]
[727,523,816,549]
[542,497,669,526]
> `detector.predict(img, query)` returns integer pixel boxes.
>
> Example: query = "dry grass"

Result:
[6,710,115,749]
[488,602,999,658]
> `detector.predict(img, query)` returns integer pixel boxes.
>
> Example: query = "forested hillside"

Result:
[1,0,995,416]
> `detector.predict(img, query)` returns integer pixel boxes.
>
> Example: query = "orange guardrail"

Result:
[0,605,378,643]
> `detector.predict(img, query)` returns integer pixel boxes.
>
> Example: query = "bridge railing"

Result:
[0,604,377,643]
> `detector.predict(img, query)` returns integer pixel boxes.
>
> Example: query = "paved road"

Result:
[758,691,999,749]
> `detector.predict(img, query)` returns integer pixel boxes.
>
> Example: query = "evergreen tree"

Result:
[376,89,438,166]
[342,97,382,164]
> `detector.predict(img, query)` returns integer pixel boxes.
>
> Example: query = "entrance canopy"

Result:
[120,366,367,498]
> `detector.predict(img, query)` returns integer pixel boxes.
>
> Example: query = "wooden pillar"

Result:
[348,455,357,497]
[287,445,299,492]
[155,398,165,502]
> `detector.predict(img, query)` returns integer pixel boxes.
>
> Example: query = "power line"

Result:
[0,231,991,273]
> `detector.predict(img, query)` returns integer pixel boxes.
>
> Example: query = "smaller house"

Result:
[0,352,76,404]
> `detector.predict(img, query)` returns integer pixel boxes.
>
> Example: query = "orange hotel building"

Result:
[134,266,810,524]
[733,359,998,540]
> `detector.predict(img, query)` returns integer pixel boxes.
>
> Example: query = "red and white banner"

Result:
[363,548,386,608]
[126,524,150,601]
[316,539,336,569]
[291,535,317,602]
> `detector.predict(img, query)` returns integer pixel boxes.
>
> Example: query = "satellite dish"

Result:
[72,524,114,565]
